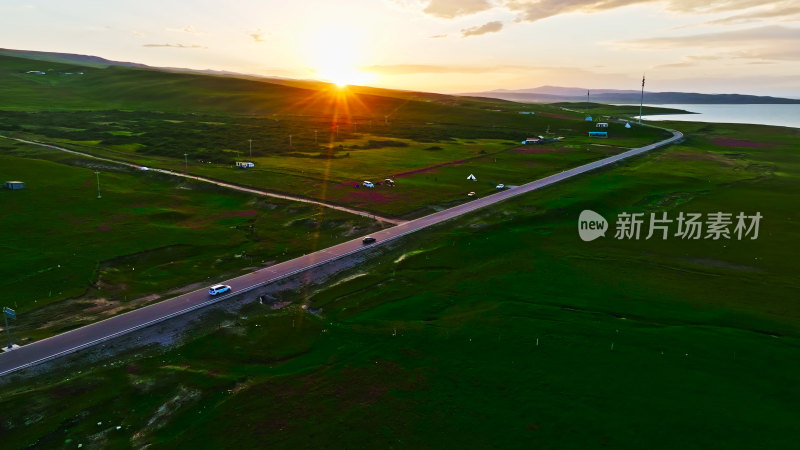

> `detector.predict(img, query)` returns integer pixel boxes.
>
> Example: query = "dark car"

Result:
[362,237,377,245]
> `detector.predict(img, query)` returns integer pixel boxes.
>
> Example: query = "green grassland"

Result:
[0,140,379,340]
[0,53,671,218]
[550,102,694,117]
[2,121,798,449]
[0,108,670,218]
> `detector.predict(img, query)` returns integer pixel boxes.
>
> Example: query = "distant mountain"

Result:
[0,48,307,83]
[463,86,800,104]
[492,85,640,96]
[0,48,514,108]
[0,48,151,69]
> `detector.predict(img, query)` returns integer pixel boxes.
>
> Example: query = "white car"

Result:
[209,284,232,296]
[468,192,476,197]
[496,184,505,189]
[363,181,375,188]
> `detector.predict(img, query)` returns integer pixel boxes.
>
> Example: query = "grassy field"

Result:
[550,102,694,117]
[1,120,798,448]
[0,140,380,341]
[0,108,671,217]
[0,52,672,218]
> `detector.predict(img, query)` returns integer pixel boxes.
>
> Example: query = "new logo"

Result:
[578,210,608,241]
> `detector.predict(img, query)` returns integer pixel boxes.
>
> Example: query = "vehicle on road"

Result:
[363,181,375,188]
[362,237,377,245]
[468,192,476,197]
[208,284,232,295]
[496,184,505,189]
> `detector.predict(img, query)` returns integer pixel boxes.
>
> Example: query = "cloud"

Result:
[249,30,266,42]
[361,63,520,74]
[390,0,800,24]
[461,20,504,37]
[423,0,494,18]
[652,55,723,69]
[166,25,203,35]
[730,46,800,60]
[620,25,800,48]
[360,64,629,84]
[704,3,800,25]
[506,0,800,22]
[142,43,207,49]
[430,34,448,38]
[383,0,427,12]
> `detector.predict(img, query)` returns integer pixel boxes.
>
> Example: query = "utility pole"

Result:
[586,90,590,119]
[3,307,16,349]
[95,171,101,199]
[289,134,293,147]
[248,139,253,157]
[639,74,646,124]
[184,153,188,171]
[314,129,318,145]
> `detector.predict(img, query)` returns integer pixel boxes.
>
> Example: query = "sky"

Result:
[1,0,798,96]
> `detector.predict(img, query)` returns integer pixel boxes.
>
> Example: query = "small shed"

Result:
[596,123,609,128]
[5,181,24,190]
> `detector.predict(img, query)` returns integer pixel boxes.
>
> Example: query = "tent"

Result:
[467,174,477,181]
[625,122,632,128]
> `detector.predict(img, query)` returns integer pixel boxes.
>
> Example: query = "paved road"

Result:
[0,129,682,377]
[0,135,404,225]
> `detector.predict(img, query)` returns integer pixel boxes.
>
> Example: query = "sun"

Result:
[303,21,374,87]
[323,67,372,88]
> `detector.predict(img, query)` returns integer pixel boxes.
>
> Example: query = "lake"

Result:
[637,104,800,129]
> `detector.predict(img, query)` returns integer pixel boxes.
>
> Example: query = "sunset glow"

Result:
[304,21,374,87]
[0,0,797,95]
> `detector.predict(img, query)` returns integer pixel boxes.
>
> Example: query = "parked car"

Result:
[496,184,505,189]
[208,284,232,296]
[363,181,375,188]
[468,192,476,197]
[362,237,377,245]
